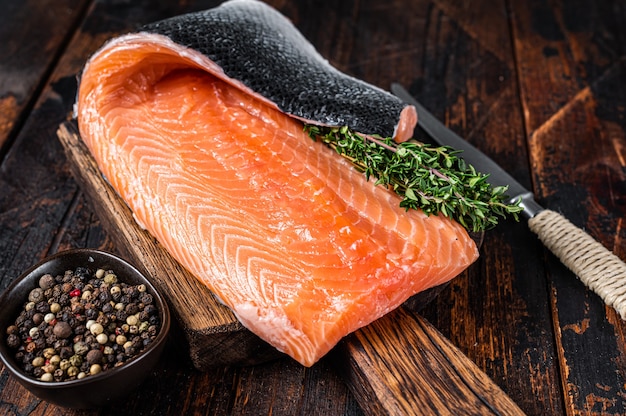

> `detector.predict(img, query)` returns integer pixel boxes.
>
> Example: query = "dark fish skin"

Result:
[141,0,415,140]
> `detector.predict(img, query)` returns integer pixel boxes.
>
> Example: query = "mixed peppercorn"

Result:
[5,266,161,382]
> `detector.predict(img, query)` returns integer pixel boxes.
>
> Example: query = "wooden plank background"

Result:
[0,0,625,414]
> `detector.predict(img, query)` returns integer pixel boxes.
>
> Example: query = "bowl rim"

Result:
[0,248,171,389]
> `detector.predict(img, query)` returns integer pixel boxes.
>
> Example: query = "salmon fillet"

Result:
[76,4,479,367]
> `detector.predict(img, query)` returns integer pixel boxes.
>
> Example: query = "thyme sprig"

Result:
[304,125,522,232]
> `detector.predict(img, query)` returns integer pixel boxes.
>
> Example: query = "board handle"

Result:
[337,307,525,415]
[528,209,626,319]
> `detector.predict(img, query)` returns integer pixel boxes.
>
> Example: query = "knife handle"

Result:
[528,209,626,319]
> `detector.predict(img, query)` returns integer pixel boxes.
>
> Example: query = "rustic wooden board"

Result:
[57,117,519,413]
[336,307,525,415]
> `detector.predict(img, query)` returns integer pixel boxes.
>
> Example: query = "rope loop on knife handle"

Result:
[528,209,626,320]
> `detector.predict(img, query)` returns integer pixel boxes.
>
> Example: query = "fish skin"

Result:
[76,1,478,366]
[141,0,417,141]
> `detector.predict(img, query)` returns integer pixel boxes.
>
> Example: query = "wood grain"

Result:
[2,0,626,414]
[337,307,526,415]
[509,1,626,413]
[0,0,88,149]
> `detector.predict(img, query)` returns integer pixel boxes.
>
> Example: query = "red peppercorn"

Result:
[69,289,81,297]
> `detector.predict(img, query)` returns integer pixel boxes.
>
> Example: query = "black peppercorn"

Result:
[6,334,20,349]
[115,310,128,322]
[125,303,139,315]
[59,346,72,360]
[22,319,34,330]
[58,293,70,306]
[85,308,98,320]
[35,301,50,314]
[43,326,54,338]
[139,293,153,305]
[101,303,113,314]
[34,338,46,349]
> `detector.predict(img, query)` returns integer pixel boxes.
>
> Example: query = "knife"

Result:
[391,83,626,320]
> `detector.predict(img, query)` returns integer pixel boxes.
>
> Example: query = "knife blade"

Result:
[391,82,626,320]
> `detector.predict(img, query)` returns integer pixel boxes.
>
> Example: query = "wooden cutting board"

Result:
[57,121,524,415]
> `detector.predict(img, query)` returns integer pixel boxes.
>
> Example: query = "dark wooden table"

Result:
[1,0,625,414]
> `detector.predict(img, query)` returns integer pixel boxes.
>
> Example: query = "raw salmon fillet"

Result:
[76,1,479,366]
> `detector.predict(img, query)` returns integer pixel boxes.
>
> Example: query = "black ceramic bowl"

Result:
[0,249,171,409]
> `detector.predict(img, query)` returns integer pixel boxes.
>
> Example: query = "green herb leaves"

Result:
[304,125,522,232]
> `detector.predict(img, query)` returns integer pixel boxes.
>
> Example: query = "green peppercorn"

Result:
[42,347,56,359]
[104,273,118,284]
[59,359,70,371]
[50,355,61,367]
[32,356,45,367]
[139,321,150,331]
[69,354,83,367]
[73,341,88,356]
[67,366,79,378]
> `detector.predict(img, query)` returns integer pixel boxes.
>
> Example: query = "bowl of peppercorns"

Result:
[0,249,171,408]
